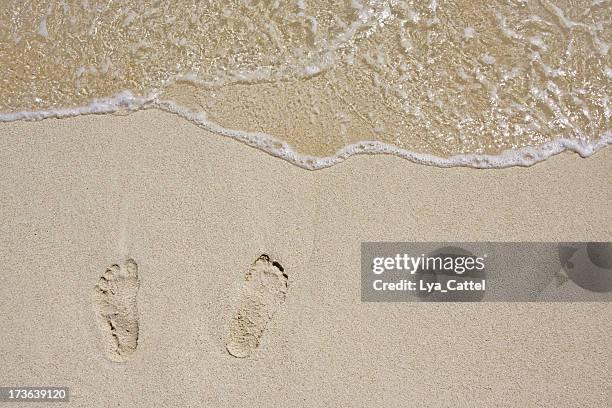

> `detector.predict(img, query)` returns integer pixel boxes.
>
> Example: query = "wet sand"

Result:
[2,1,610,158]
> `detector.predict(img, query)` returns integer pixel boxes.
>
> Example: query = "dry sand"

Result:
[0,110,610,407]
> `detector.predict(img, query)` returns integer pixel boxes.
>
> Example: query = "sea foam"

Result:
[1,91,609,170]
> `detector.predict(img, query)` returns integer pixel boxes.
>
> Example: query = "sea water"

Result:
[0,0,609,168]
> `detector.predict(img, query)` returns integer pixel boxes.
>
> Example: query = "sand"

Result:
[0,110,610,407]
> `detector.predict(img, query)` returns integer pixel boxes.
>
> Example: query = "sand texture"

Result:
[0,110,610,407]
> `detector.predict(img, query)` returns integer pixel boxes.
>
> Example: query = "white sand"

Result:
[0,110,610,407]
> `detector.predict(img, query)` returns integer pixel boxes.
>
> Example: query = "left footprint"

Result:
[93,259,140,362]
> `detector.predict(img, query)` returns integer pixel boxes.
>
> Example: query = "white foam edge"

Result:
[1,91,610,170]
[0,91,157,121]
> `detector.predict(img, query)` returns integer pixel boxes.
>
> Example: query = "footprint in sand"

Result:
[226,254,288,358]
[93,259,140,362]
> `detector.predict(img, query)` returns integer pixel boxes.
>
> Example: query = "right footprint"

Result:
[226,254,288,358]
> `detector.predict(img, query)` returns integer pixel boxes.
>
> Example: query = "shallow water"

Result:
[1,0,610,167]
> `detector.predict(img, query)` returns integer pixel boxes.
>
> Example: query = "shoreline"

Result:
[1,92,610,170]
